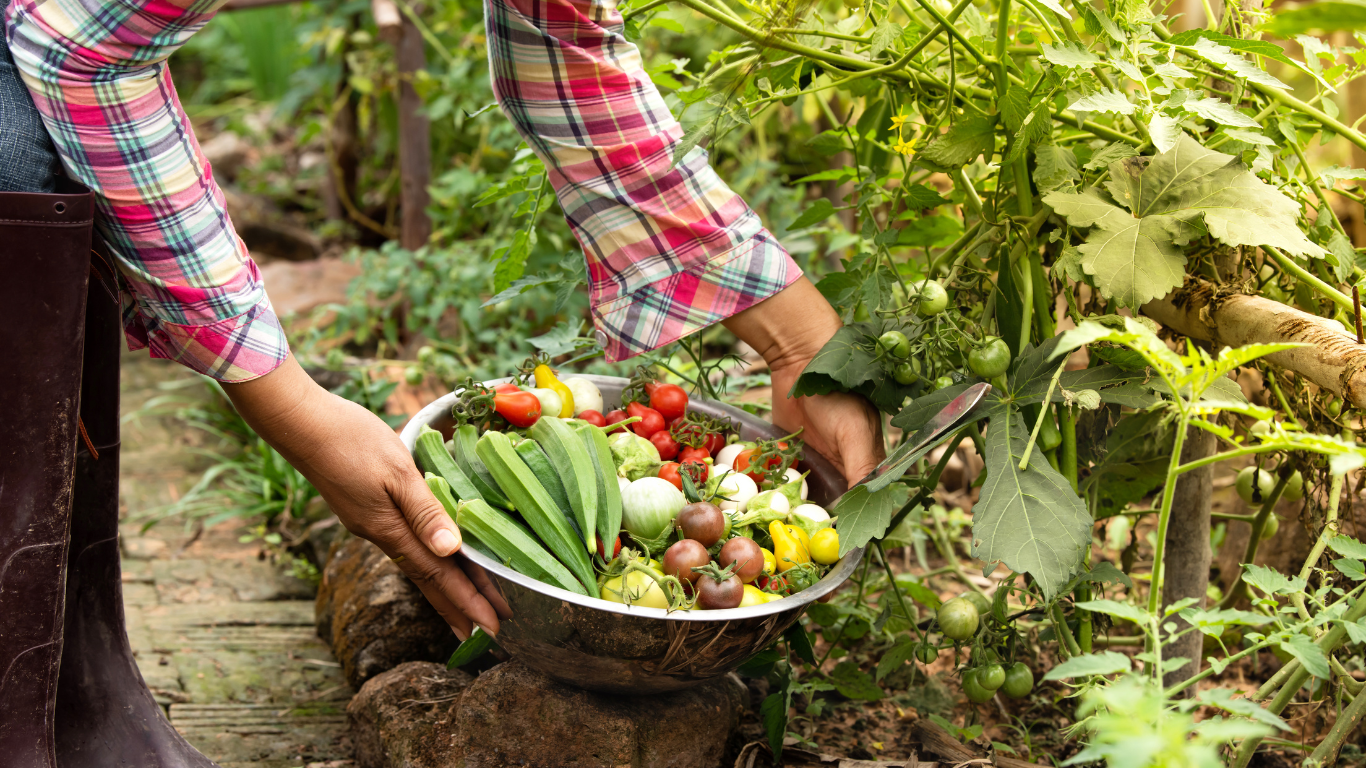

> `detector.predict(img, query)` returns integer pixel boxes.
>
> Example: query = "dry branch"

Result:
[1142,277,1366,409]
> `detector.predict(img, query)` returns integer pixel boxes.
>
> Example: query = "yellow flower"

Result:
[893,137,916,156]
[890,114,909,130]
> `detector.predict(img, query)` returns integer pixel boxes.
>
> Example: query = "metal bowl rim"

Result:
[398,374,863,623]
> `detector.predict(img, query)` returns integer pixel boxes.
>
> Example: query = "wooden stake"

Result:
[1355,285,1363,345]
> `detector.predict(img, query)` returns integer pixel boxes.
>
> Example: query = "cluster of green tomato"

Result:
[918,592,1036,704]
[875,280,1013,388]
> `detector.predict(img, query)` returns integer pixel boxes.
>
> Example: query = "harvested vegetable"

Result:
[562,377,603,415]
[620,477,684,539]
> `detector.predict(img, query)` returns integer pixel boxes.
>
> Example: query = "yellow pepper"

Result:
[740,584,772,607]
[768,521,810,572]
[533,364,575,418]
[760,547,777,576]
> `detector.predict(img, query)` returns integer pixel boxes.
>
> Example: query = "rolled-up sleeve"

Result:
[485,0,801,362]
[5,0,288,382]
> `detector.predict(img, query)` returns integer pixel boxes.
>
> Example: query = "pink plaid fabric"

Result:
[5,0,799,377]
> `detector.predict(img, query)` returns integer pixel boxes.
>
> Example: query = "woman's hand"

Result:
[221,356,509,640]
[724,277,884,485]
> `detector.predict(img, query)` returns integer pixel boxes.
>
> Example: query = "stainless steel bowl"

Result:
[399,374,858,694]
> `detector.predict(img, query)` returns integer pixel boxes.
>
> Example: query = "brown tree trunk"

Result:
[1162,427,1216,694]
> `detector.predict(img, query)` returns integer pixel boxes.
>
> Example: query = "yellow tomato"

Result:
[760,548,777,576]
[809,528,840,565]
[600,571,668,609]
[740,584,772,607]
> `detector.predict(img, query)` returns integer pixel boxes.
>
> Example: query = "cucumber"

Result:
[475,430,597,594]
[529,417,598,554]
[449,425,512,510]
[429,477,587,596]
[573,421,622,550]
[414,425,483,503]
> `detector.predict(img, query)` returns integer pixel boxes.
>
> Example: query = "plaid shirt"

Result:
[5,0,799,380]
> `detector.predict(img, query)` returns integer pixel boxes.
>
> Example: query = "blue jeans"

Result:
[0,38,60,193]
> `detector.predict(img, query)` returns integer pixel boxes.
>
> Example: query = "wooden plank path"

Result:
[119,350,356,766]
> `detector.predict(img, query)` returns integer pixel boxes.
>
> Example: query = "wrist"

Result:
[723,276,840,376]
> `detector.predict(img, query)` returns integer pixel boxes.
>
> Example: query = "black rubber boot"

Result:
[0,181,94,767]
[54,247,218,767]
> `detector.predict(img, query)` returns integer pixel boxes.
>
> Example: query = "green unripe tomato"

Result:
[1329,398,1344,419]
[1236,467,1276,505]
[962,591,991,617]
[916,644,939,664]
[968,337,1012,379]
[976,663,1005,691]
[934,375,956,391]
[937,597,980,641]
[1282,470,1304,502]
[974,64,991,79]
[893,360,921,386]
[1259,514,1280,540]
[404,367,425,386]
[1249,419,1271,438]
[879,330,911,359]
[961,669,995,703]
[916,280,949,317]
[417,345,436,364]
[1001,662,1034,699]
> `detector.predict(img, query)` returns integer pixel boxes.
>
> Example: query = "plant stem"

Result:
[1292,473,1345,622]
[1310,676,1366,765]
[1050,601,1082,658]
[1217,473,1289,610]
[1020,356,1067,471]
[1147,409,1191,616]
[876,541,923,642]
[1060,404,1078,492]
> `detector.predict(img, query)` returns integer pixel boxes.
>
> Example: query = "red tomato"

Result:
[650,429,680,460]
[650,383,689,421]
[658,462,685,491]
[627,401,666,438]
[668,415,688,431]
[579,409,607,428]
[493,382,520,394]
[493,391,541,428]
[604,409,629,433]
[679,446,709,464]
[703,432,726,456]
[596,533,622,560]
[733,443,786,483]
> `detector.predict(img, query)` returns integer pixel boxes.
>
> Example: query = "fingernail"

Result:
[452,625,470,641]
[432,528,459,557]
[474,622,496,639]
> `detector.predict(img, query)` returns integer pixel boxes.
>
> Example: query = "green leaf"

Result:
[738,646,782,677]
[760,691,789,759]
[1034,145,1080,192]
[831,661,885,700]
[1281,634,1330,679]
[1191,37,1290,91]
[1196,689,1292,731]
[1041,42,1101,68]
[788,198,837,230]
[895,574,944,609]
[785,624,817,665]
[1084,142,1139,171]
[1333,558,1366,580]
[896,215,963,247]
[527,321,590,357]
[1262,1,1366,37]
[1148,113,1183,153]
[491,230,532,293]
[1042,651,1132,680]
[1169,29,1318,87]
[831,483,913,556]
[1242,563,1308,596]
[876,637,919,681]
[1076,599,1150,625]
[870,21,901,57]
[808,130,848,156]
[1002,85,1034,133]
[1084,562,1135,590]
[794,167,860,183]
[1185,98,1259,128]
[973,406,1091,599]
[447,626,496,668]
[1328,535,1366,560]
[482,273,560,307]
[1343,619,1366,645]
[902,183,951,209]
[791,324,879,398]
[918,116,997,170]
[1068,89,1136,115]
[1045,135,1327,307]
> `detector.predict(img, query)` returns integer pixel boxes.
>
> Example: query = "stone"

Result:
[454,660,745,768]
[316,536,460,689]
[122,535,169,559]
[348,661,473,768]
[347,660,746,768]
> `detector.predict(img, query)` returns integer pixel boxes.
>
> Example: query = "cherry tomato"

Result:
[962,669,995,703]
[936,597,979,641]
[1282,470,1305,502]
[649,429,680,460]
[1236,467,1276,505]
[1259,514,1280,539]
[962,592,991,616]
[627,401,666,438]
[650,383,689,421]
[917,279,949,317]
[809,529,840,565]
[596,533,622,560]
[934,375,955,391]
[719,537,765,583]
[915,644,938,664]
[703,432,726,456]
[662,539,711,583]
[679,446,710,464]
[893,360,920,386]
[676,501,726,547]
[968,337,1012,379]
[493,391,541,428]
[733,443,787,483]
[1001,662,1034,699]
[579,409,607,428]
[976,663,1005,691]
[878,330,911,359]
[605,409,629,433]
[493,382,521,394]
[696,575,744,609]
[658,462,685,491]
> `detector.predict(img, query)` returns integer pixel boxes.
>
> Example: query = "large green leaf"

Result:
[832,483,913,557]
[1044,135,1326,307]
[1263,1,1366,36]
[789,324,878,396]
[973,407,1091,599]
[917,116,997,170]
